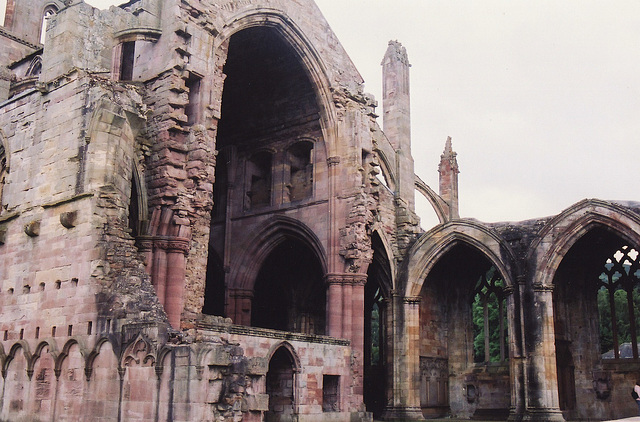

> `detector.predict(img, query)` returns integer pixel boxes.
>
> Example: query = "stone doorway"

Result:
[266,347,296,422]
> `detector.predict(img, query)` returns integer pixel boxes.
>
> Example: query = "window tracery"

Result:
[472,266,507,363]
[598,245,640,359]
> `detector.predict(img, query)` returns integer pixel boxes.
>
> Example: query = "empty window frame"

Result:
[245,151,272,209]
[40,5,58,44]
[119,41,136,81]
[322,375,339,412]
[286,141,313,202]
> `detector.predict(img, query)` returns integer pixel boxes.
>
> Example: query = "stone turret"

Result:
[382,40,414,210]
[438,136,459,219]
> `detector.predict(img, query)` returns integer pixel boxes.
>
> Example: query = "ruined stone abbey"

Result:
[1,0,640,421]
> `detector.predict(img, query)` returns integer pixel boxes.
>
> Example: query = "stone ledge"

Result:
[196,322,350,346]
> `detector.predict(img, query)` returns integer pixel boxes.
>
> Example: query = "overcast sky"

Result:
[83,0,640,226]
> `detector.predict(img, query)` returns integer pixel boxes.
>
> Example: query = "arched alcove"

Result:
[251,238,325,334]
[419,243,510,419]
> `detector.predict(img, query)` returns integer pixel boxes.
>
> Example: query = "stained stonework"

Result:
[1,0,640,421]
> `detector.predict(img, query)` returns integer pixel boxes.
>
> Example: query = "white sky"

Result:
[84,0,640,225]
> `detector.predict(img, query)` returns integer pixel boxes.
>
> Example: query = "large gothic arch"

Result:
[214,8,342,160]
[403,221,518,298]
[529,199,640,288]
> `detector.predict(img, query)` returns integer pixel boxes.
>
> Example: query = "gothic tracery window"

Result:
[598,245,640,359]
[472,266,508,363]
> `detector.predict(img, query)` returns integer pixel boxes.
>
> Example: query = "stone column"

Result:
[506,281,526,421]
[351,275,367,397]
[382,293,423,420]
[524,283,564,422]
[164,238,190,328]
[325,274,344,338]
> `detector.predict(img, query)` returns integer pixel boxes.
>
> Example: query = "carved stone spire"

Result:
[438,137,460,219]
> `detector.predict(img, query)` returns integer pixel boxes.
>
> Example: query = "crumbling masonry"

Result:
[1,1,640,421]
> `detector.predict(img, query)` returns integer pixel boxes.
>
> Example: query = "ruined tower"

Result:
[382,40,415,211]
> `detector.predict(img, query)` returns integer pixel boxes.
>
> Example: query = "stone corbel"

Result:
[24,220,40,237]
[60,211,78,228]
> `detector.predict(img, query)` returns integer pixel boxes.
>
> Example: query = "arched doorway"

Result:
[420,243,510,420]
[251,238,325,334]
[266,346,297,422]
[364,233,391,417]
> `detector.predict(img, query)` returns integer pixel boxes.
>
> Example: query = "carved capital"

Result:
[403,296,421,305]
[327,156,340,167]
[532,283,554,293]
[167,238,190,255]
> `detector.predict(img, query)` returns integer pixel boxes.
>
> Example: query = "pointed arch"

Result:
[529,199,640,288]
[403,221,518,298]
[3,341,30,376]
[267,341,301,372]
[228,215,327,291]
[215,9,339,159]
[54,338,87,374]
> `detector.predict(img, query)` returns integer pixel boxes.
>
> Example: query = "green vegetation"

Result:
[472,268,507,363]
[597,286,640,354]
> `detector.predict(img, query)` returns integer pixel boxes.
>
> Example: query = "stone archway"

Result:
[266,346,297,422]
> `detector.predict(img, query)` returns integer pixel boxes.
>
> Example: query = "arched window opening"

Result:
[245,151,272,209]
[128,168,146,239]
[251,239,325,334]
[40,6,58,44]
[598,245,640,359]
[472,266,508,364]
[286,141,313,202]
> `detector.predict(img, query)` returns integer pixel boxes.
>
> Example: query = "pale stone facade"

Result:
[1,1,639,421]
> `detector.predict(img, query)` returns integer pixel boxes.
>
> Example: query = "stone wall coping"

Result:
[196,322,350,346]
